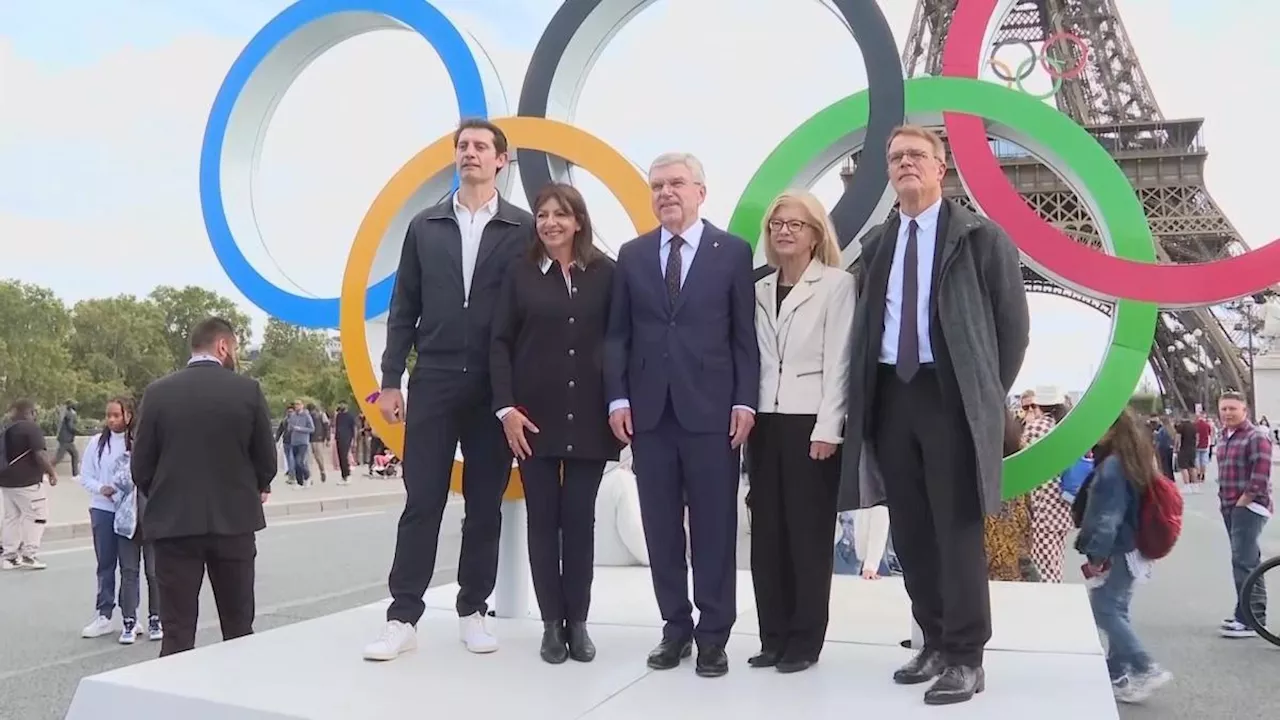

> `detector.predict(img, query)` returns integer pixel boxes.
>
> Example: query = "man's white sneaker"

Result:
[1220,620,1258,638]
[20,556,46,570]
[1,557,20,571]
[82,615,113,639]
[362,620,417,661]
[459,612,498,653]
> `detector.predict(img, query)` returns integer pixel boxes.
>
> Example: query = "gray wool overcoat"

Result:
[837,198,1031,516]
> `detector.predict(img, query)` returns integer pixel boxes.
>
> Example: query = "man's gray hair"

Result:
[649,152,706,184]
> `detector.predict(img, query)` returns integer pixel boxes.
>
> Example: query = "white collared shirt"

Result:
[659,218,704,288]
[879,198,941,365]
[454,189,499,301]
[539,256,581,295]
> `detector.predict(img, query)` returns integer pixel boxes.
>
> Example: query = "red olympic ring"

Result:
[1040,32,1088,80]
[942,0,1280,306]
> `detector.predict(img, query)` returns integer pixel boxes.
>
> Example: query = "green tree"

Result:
[67,295,172,414]
[149,285,252,367]
[250,318,354,414]
[0,280,78,408]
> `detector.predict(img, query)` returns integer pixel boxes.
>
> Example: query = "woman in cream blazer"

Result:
[746,188,854,674]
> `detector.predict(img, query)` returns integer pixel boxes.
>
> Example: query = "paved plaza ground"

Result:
[0,465,1276,719]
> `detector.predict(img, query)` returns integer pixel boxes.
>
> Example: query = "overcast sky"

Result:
[1,0,1273,395]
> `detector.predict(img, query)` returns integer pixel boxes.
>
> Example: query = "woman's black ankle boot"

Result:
[540,621,569,664]
[566,621,596,662]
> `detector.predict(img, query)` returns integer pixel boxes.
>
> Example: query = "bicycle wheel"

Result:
[1241,554,1280,647]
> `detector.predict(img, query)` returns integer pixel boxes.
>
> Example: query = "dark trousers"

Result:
[153,533,256,657]
[747,413,840,660]
[336,435,353,479]
[90,509,157,621]
[631,399,739,647]
[1223,506,1268,625]
[520,456,607,622]
[873,365,991,667]
[386,372,513,624]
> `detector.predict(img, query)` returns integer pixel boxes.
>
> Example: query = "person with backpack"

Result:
[1213,390,1272,640]
[1,399,59,570]
[1074,408,1174,704]
[53,400,81,478]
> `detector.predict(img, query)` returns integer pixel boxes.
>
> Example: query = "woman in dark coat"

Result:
[490,182,622,665]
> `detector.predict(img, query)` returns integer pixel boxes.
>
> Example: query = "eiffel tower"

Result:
[857,0,1254,413]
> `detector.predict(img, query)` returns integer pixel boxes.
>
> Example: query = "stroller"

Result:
[367,436,400,478]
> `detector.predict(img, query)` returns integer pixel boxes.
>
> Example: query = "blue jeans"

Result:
[1087,554,1152,681]
[1224,506,1268,625]
[90,508,158,621]
[90,509,119,617]
[291,443,311,483]
[283,442,295,478]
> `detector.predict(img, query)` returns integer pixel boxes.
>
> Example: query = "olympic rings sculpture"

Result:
[201,0,1280,499]
[986,32,1086,99]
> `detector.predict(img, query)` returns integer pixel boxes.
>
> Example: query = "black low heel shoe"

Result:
[540,622,569,664]
[566,621,596,662]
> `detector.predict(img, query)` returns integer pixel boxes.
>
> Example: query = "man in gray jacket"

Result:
[286,400,315,487]
[837,125,1029,706]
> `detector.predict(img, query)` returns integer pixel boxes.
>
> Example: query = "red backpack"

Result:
[1136,474,1184,559]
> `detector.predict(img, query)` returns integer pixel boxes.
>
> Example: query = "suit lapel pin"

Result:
[713,241,719,248]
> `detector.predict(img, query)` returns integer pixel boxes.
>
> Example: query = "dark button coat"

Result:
[490,254,622,462]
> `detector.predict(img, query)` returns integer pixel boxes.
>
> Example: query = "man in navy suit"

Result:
[604,152,760,678]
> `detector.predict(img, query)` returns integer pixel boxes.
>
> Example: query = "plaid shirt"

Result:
[1215,421,1274,513]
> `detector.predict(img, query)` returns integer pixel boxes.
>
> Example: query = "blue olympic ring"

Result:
[199,0,488,328]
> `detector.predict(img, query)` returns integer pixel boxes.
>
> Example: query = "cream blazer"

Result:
[754,259,855,444]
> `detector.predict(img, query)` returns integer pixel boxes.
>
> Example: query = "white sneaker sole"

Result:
[82,629,113,639]
[462,638,499,654]
[363,638,417,662]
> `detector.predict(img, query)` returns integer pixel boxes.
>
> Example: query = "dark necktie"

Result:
[665,235,684,304]
[896,219,920,382]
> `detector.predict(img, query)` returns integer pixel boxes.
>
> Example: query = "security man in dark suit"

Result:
[363,118,534,661]
[604,152,760,678]
[132,316,277,657]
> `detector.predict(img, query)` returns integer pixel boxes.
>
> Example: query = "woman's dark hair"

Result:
[529,183,601,267]
[97,396,137,459]
[1003,409,1024,458]
[1095,407,1158,490]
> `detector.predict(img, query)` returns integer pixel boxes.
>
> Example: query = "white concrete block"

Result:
[66,569,1117,720]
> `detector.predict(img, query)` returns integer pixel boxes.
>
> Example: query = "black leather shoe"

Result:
[893,648,946,685]
[566,621,596,662]
[695,645,729,677]
[747,650,781,668]
[646,638,692,670]
[776,658,816,674]
[924,666,985,705]
[539,622,568,664]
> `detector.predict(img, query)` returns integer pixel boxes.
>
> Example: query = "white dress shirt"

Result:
[454,189,499,302]
[879,198,941,364]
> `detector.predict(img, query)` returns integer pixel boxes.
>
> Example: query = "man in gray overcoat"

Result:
[837,125,1029,705]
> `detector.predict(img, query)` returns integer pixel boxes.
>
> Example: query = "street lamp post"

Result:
[1243,297,1258,412]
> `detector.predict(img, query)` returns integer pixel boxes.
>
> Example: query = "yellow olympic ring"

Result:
[340,116,658,500]
[988,57,1016,88]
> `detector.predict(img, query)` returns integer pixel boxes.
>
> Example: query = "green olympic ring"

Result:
[727,75,1159,499]
[1014,54,1065,100]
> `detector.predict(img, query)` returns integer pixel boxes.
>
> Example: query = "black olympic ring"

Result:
[515,0,905,254]
[988,33,1088,83]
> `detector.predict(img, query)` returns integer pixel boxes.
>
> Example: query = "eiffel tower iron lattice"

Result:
[889,0,1256,413]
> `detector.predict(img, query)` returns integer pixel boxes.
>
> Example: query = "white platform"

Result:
[66,569,1119,719]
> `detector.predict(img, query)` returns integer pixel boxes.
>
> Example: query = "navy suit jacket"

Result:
[604,222,760,434]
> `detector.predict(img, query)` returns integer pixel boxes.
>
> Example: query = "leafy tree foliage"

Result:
[0,280,354,429]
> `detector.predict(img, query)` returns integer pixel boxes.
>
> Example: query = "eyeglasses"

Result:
[887,149,936,165]
[768,219,808,233]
